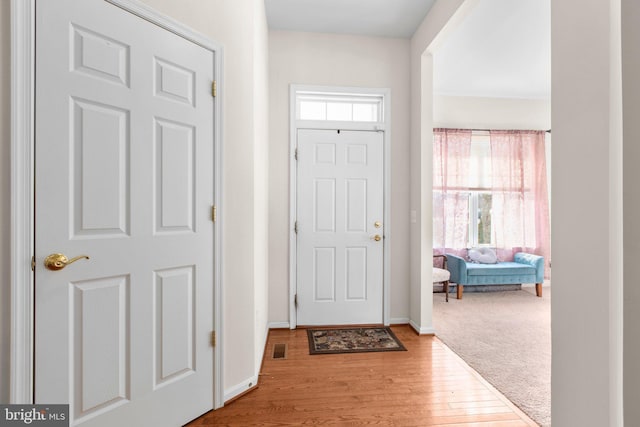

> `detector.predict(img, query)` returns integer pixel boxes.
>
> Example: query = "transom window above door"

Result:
[295,92,384,123]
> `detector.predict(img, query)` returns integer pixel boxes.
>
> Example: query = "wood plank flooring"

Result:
[187,325,538,426]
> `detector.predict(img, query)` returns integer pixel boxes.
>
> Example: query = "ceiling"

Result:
[264,0,550,100]
[265,0,436,38]
[433,0,550,99]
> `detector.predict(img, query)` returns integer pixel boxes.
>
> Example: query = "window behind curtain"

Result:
[489,130,551,277]
[433,129,551,277]
[468,134,492,247]
[432,129,472,256]
[433,130,493,252]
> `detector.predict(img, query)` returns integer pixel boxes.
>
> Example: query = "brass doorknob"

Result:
[44,253,90,271]
[374,221,382,228]
[372,235,382,242]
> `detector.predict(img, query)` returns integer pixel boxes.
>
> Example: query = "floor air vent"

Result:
[272,343,287,359]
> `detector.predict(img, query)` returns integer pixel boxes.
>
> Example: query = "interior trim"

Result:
[288,84,392,329]
[10,0,36,405]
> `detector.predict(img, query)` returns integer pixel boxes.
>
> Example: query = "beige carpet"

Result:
[433,286,550,427]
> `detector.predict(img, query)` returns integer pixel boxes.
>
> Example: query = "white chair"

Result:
[433,255,451,302]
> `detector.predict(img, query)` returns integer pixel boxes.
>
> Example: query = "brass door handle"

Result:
[44,253,90,271]
[372,235,382,242]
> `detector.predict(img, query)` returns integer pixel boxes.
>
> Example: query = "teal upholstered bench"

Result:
[445,252,544,300]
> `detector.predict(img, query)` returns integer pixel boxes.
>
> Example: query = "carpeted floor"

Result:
[433,285,551,427]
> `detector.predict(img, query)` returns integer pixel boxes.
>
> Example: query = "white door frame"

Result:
[289,84,391,329]
[10,0,225,409]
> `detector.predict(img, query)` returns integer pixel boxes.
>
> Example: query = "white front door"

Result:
[34,1,215,426]
[296,129,384,326]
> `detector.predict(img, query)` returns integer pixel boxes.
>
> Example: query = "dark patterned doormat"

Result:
[307,327,407,355]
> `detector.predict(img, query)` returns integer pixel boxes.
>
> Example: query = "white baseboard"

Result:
[224,374,259,404]
[389,317,410,325]
[409,320,436,335]
[224,325,269,405]
[268,321,290,329]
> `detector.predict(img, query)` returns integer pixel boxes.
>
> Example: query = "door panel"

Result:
[155,119,195,232]
[72,98,130,237]
[296,129,384,325]
[35,1,215,425]
[73,276,129,415]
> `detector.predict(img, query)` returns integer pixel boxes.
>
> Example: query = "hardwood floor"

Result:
[187,325,538,426]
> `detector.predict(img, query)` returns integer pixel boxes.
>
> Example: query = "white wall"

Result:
[610,0,624,423]
[0,0,11,404]
[252,0,270,376]
[409,0,467,333]
[551,0,623,425]
[623,0,640,424]
[267,30,412,325]
[433,95,550,130]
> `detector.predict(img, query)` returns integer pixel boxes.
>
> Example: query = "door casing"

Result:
[288,84,391,329]
[9,0,224,408]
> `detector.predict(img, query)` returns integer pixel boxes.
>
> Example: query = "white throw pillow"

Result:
[468,247,498,264]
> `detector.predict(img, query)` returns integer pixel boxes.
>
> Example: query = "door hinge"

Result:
[212,80,217,97]
[211,205,217,222]
[294,221,298,234]
[294,294,298,308]
[294,148,298,161]
[31,256,35,272]
[211,331,216,347]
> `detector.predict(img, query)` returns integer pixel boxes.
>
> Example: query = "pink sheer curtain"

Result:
[433,128,472,256]
[489,130,551,278]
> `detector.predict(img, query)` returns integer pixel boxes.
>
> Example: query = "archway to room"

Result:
[426,1,551,426]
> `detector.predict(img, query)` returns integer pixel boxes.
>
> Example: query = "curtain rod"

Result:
[467,128,551,133]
